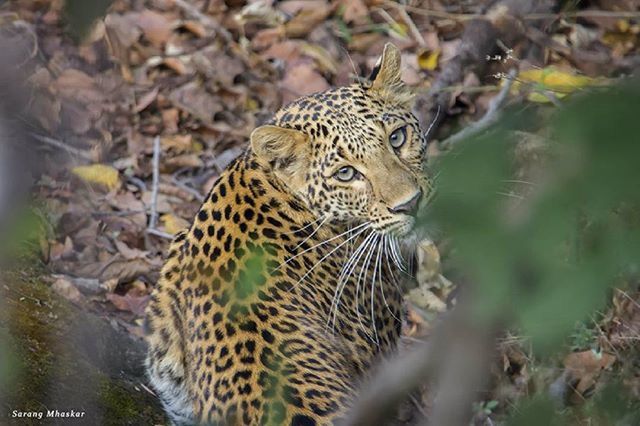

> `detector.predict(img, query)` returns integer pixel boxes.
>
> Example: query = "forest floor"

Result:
[1,0,639,424]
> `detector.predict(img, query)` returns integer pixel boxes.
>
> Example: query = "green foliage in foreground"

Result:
[422,81,640,422]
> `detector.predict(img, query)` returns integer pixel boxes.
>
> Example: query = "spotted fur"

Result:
[145,44,432,425]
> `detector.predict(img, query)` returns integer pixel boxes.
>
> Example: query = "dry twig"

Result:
[30,132,94,161]
[395,5,427,48]
[148,135,161,231]
[392,3,640,22]
[146,228,174,240]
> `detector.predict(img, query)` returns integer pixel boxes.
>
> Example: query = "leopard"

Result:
[145,43,432,426]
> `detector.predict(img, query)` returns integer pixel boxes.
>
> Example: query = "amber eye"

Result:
[334,166,357,182]
[389,126,407,149]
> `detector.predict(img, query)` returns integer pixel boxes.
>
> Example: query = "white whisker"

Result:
[287,224,371,294]
[280,215,326,235]
[379,237,401,323]
[355,233,379,345]
[389,236,406,272]
[274,221,370,272]
[383,236,402,292]
[292,215,330,251]
[369,235,384,342]
[328,230,376,331]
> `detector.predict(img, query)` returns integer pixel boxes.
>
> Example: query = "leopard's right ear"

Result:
[368,43,403,90]
[250,125,308,174]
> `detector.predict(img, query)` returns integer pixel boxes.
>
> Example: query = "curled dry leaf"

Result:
[561,350,616,404]
[53,68,104,103]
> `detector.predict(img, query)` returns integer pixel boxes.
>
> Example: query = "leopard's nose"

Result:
[389,190,422,216]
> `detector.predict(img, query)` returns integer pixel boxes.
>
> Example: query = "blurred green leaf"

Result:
[422,81,640,353]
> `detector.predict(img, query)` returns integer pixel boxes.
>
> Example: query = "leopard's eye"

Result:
[334,166,357,182]
[389,126,407,149]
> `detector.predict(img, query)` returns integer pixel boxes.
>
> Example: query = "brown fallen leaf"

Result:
[51,276,86,306]
[181,20,207,38]
[113,239,149,260]
[106,292,150,316]
[252,27,285,50]
[559,350,616,405]
[340,0,368,24]
[135,9,174,47]
[134,86,159,113]
[104,13,142,53]
[281,62,330,104]
[53,68,103,102]
[169,81,222,124]
[50,236,74,261]
[162,57,190,75]
[284,2,332,38]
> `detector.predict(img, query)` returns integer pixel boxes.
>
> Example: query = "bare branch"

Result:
[146,228,174,240]
[148,135,161,231]
[344,303,498,426]
[30,132,94,161]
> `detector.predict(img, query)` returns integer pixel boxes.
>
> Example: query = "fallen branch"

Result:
[31,132,94,161]
[441,68,517,148]
[395,5,426,48]
[146,228,174,240]
[394,4,640,22]
[344,304,498,426]
[171,173,205,203]
[148,135,161,231]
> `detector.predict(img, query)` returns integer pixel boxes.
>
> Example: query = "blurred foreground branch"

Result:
[345,300,497,426]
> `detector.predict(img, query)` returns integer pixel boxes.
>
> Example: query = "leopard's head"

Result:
[251,43,431,236]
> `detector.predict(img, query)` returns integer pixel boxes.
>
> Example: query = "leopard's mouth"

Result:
[376,215,416,237]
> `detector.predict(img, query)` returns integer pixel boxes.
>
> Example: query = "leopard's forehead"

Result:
[271,84,416,158]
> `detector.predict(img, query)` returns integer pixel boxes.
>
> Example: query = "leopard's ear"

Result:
[251,125,308,175]
[369,43,403,90]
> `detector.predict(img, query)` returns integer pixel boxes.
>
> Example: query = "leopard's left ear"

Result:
[368,43,403,90]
